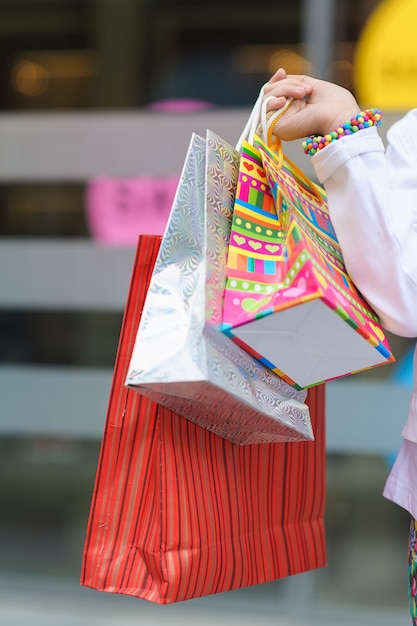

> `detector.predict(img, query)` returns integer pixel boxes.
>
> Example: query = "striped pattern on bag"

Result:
[80,234,327,604]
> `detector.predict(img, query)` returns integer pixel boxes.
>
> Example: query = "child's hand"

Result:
[263,68,361,140]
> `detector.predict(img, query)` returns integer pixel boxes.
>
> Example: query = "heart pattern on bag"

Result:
[282,277,307,298]
[369,322,386,342]
[242,296,273,313]
[233,235,246,246]
[243,162,254,171]
[248,240,262,250]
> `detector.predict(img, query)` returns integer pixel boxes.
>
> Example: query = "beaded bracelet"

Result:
[302,109,383,156]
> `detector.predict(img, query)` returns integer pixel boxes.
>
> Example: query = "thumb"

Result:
[265,96,287,112]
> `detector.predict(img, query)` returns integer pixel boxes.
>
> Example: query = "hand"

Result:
[263,68,361,141]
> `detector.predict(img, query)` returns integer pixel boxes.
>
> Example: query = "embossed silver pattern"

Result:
[126,131,313,445]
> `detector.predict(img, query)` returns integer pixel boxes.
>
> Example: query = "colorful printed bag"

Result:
[222,130,394,389]
[80,234,327,604]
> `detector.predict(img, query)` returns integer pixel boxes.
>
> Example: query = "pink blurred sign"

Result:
[86,175,179,245]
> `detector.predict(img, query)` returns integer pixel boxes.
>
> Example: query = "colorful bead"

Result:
[302,109,383,156]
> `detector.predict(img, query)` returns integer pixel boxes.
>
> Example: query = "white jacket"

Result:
[312,113,417,519]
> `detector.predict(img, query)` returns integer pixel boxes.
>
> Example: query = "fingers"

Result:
[264,77,312,109]
[268,67,287,83]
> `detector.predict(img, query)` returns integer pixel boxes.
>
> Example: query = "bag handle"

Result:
[235,84,293,153]
[236,85,324,207]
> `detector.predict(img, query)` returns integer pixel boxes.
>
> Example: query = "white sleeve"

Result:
[311,113,417,338]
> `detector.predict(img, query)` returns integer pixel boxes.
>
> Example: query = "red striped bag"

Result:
[80,234,327,604]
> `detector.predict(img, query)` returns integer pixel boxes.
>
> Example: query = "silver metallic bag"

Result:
[125,130,313,444]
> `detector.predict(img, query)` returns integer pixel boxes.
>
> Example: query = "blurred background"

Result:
[0,0,415,624]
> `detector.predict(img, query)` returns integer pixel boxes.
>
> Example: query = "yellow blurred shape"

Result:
[355,0,417,110]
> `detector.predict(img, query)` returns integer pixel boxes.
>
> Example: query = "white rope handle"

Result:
[236,84,293,151]
[235,86,264,152]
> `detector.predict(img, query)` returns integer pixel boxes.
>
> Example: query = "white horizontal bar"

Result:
[0,239,136,309]
[0,365,111,439]
[0,364,408,454]
[0,111,400,182]
[0,110,251,181]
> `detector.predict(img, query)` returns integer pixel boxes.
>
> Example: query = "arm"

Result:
[313,116,417,337]
[264,70,417,337]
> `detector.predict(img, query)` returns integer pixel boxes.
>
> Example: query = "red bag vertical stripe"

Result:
[81,234,326,604]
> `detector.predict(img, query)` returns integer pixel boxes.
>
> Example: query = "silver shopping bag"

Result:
[125,130,313,444]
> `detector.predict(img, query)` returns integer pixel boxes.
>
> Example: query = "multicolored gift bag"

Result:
[222,137,394,389]
[223,139,284,277]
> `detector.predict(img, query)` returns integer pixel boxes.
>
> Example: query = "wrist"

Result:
[321,108,362,136]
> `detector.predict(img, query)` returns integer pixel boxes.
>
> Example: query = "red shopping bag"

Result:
[80,234,327,605]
